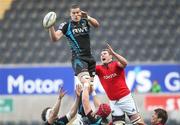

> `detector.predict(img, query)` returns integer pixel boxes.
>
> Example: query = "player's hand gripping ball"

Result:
[43,11,56,29]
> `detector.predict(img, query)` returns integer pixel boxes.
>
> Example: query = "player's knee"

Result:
[129,113,145,125]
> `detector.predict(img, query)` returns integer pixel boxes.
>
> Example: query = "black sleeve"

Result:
[58,22,68,35]
[87,110,102,124]
[55,115,69,125]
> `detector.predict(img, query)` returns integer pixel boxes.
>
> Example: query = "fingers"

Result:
[62,90,68,95]
[106,42,111,48]
[58,87,67,99]
[81,10,88,18]
[106,43,113,51]
[75,83,83,96]
[81,10,87,14]
[81,10,85,13]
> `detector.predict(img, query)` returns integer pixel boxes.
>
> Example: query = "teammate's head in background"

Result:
[101,49,113,64]
[151,108,168,125]
[70,4,81,22]
[41,107,52,122]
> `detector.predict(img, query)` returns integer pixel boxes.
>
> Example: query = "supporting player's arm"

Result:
[48,26,64,42]
[81,11,100,28]
[107,43,128,68]
[82,83,92,115]
[82,84,102,124]
[48,88,66,124]
[91,86,101,109]
[66,84,81,120]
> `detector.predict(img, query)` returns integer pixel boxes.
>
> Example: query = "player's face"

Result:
[101,51,112,64]
[151,112,160,125]
[70,8,81,22]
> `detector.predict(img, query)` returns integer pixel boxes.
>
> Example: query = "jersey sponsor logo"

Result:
[103,73,117,79]
[72,26,88,34]
[89,65,180,93]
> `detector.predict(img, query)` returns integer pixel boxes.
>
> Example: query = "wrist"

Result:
[87,16,92,21]
[58,96,62,100]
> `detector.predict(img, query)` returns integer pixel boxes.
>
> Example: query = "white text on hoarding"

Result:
[8,75,63,94]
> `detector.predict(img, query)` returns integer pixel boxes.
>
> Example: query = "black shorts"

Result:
[71,56,96,77]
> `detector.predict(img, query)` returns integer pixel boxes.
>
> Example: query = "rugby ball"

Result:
[43,11,57,29]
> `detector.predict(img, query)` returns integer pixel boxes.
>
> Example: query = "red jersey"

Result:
[96,61,130,100]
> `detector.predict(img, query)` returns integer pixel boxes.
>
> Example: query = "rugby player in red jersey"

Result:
[95,43,145,125]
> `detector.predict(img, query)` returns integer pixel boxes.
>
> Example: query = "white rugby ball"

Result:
[43,11,57,29]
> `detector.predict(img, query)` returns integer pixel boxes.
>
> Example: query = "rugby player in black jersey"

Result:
[48,4,99,87]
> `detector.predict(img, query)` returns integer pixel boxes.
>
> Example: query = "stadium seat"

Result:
[0,0,179,63]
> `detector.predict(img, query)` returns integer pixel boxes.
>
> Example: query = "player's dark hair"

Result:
[71,4,80,9]
[154,108,168,124]
[41,107,51,121]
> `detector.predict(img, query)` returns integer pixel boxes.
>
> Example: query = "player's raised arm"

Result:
[82,84,92,115]
[48,26,63,42]
[107,43,128,68]
[42,11,64,42]
[81,11,100,28]
[48,88,66,124]
[90,85,101,108]
[66,84,81,120]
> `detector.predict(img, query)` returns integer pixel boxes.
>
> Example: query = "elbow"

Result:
[51,37,58,42]
[123,61,128,68]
